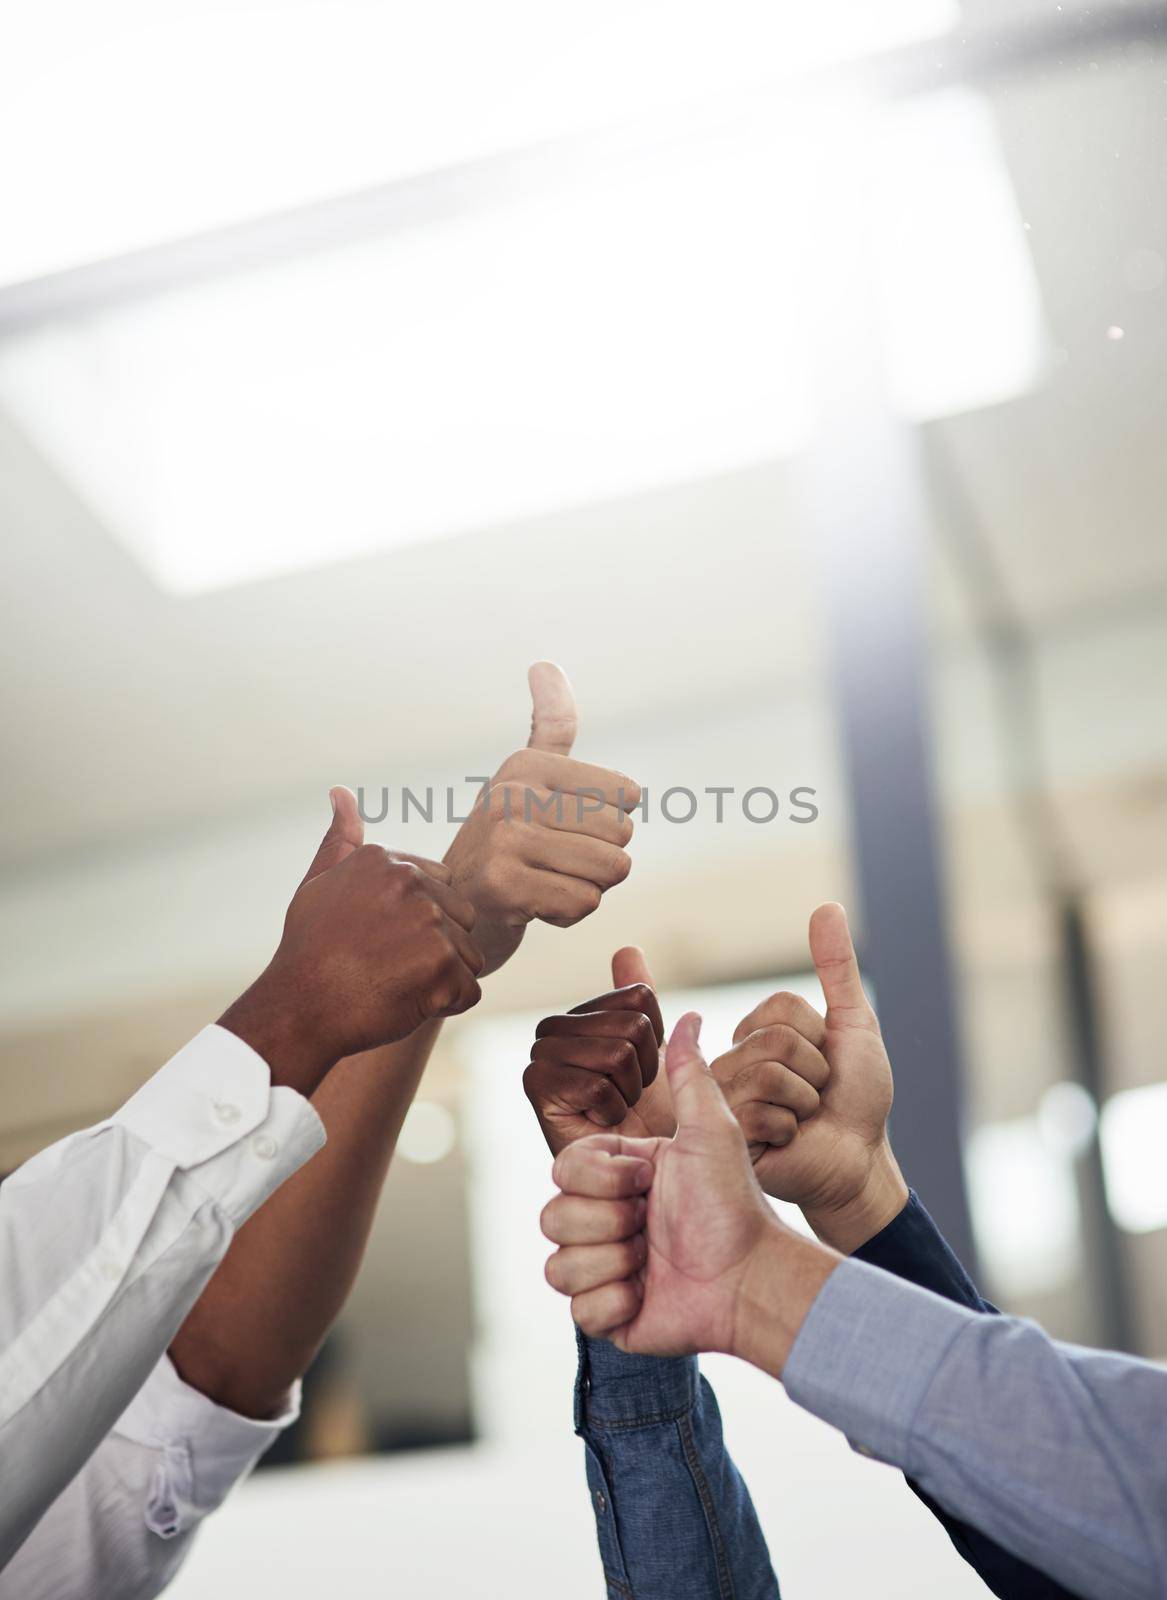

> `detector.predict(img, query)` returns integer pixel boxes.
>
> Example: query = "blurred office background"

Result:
[2,0,1166,1593]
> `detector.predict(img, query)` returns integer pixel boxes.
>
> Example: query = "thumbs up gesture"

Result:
[710,904,907,1252]
[444,663,640,974]
[219,788,485,1090]
[540,1015,779,1358]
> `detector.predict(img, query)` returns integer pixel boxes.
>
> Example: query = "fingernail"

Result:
[633,1162,654,1190]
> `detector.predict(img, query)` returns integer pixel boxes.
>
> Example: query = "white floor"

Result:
[168,1359,990,1600]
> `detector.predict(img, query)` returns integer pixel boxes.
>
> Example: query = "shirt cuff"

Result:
[110,1024,326,1227]
[783,1256,976,1470]
[575,1327,699,1431]
[853,1191,987,1312]
[116,1353,300,1539]
[112,1025,288,1168]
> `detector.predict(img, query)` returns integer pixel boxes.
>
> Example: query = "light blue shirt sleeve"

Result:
[784,1257,1167,1600]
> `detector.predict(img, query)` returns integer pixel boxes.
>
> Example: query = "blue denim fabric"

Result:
[855,1193,1079,1599]
[575,1193,1079,1600]
[574,1329,779,1599]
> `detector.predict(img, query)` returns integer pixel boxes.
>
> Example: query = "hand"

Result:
[714,904,907,1252]
[541,1014,786,1359]
[219,788,484,1090]
[443,663,639,974]
[523,948,678,1153]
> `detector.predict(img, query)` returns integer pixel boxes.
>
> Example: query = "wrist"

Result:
[801,1139,909,1254]
[217,970,337,1098]
[730,1219,841,1379]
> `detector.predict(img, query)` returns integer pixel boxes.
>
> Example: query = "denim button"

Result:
[594,1487,607,1513]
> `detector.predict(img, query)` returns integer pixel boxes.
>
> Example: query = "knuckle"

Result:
[609,850,632,885]
[737,1103,762,1139]
[755,1060,790,1097]
[629,1013,654,1049]
[573,1298,598,1335]
[773,1109,798,1145]
[496,750,533,782]
[428,976,459,1014]
[604,1038,635,1068]
[583,1076,616,1113]
[574,884,603,919]
[761,1022,797,1057]
[544,1252,564,1291]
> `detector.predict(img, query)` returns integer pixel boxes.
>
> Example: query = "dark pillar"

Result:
[806,413,978,1272]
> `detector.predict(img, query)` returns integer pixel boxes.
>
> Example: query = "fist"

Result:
[715,905,907,1252]
[444,663,639,974]
[524,971,667,1154]
[710,992,830,1195]
[222,790,484,1081]
[277,843,484,1056]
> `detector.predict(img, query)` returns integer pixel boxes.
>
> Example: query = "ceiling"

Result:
[0,3,1165,874]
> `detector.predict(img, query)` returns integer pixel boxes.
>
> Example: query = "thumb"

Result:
[527,661,578,756]
[611,945,655,990]
[300,787,364,886]
[665,1013,726,1129]
[808,902,872,1016]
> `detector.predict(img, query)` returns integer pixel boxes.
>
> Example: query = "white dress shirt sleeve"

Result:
[0,1024,325,1572]
[0,1353,300,1600]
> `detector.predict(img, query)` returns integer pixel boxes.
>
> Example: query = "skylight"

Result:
[1,0,958,287]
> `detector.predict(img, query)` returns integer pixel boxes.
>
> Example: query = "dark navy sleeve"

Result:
[856,1193,1082,1600]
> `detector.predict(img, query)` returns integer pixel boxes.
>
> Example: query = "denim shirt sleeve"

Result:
[853,1193,1080,1600]
[574,1329,780,1600]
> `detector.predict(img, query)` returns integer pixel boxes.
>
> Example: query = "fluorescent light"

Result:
[0,136,818,592]
[398,1101,457,1165]
[966,1116,1081,1297]
[0,83,1041,595]
[869,88,1048,418]
[0,0,957,288]
[1100,1082,1167,1233]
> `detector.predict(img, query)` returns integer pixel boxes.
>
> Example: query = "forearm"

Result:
[830,1192,1080,1597]
[777,1259,1167,1600]
[170,1021,441,1418]
[575,1333,779,1600]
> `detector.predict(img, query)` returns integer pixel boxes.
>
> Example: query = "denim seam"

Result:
[581,1403,692,1432]
[676,1412,736,1600]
